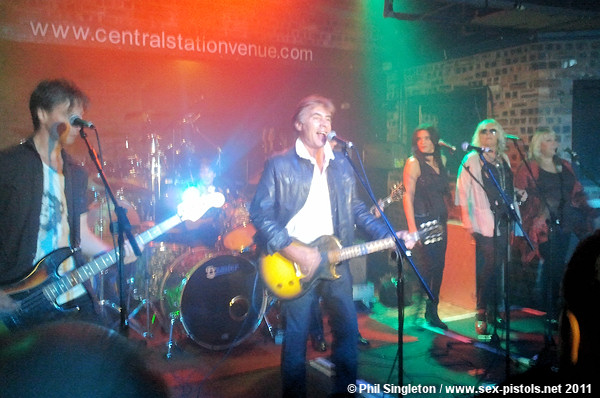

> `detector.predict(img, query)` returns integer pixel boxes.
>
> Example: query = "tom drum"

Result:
[222,202,256,252]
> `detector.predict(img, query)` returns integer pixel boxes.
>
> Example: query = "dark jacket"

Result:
[249,146,390,256]
[0,138,87,285]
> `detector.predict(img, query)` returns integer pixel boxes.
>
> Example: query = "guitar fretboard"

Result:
[327,221,441,265]
[329,233,407,264]
[42,214,182,301]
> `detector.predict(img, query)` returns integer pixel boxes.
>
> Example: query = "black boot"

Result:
[425,300,448,330]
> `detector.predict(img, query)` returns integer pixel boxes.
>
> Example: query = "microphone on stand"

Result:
[565,148,581,166]
[327,131,354,149]
[69,114,95,129]
[461,142,492,153]
[438,139,456,153]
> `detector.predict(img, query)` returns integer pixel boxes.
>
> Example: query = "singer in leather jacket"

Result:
[250,146,389,255]
[249,95,389,398]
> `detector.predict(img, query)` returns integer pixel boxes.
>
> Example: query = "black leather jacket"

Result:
[249,146,390,255]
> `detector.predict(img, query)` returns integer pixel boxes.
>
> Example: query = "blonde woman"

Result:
[456,119,517,335]
[514,127,594,324]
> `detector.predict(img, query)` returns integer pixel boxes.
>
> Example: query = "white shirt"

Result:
[285,138,335,244]
[35,163,86,304]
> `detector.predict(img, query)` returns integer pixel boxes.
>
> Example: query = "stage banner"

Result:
[0,0,362,67]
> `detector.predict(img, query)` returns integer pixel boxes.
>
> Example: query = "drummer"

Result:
[182,157,226,246]
[154,157,225,248]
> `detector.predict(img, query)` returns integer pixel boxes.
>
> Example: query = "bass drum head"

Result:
[160,250,267,350]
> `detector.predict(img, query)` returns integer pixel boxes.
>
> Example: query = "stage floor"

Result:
[120,297,556,398]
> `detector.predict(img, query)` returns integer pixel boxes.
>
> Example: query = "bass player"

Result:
[0,79,137,329]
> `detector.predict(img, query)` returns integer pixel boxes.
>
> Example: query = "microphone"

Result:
[69,114,95,128]
[564,148,580,166]
[327,131,353,149]
[438,139,456,153]
[505,134,520,140]
[565,148,578,159]
[461,142,492,153]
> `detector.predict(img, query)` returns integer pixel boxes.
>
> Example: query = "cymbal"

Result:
[88,175,151,196]
[178,112,201,125]
[112,177,152,195]
[87,198,142,235]
[124,111,170,124]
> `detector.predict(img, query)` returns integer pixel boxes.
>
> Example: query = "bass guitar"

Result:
[260,220,442,300]
[0,191,225,331]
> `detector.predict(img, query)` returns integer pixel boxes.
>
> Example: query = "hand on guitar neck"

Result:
[0,291,19,313]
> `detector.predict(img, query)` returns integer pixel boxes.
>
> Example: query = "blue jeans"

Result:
[309,294,324,341]
[281,262,358,398]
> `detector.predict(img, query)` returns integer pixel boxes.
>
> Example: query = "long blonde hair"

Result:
[528,126,555,161]
[470,118,507,154]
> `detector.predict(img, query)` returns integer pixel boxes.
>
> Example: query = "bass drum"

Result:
[159,249,267,350]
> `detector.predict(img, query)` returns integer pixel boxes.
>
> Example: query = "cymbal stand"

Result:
[262,296,284,344]
[149,134,162,221]
[89,191,122,321]
[166,311,181,359]
[126,250,166,339]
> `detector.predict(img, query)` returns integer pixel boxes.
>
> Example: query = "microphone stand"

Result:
[339,145,434,390]
[514,145,571,349]
[78,126,142,333]
[567,151,600,188]
[477,151,534,378]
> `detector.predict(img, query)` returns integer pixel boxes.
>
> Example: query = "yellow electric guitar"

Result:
[260,220,443,300]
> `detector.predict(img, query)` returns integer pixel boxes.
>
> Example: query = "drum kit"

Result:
[85,111,270,354]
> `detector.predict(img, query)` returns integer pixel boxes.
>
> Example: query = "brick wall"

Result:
[385,37,600,202]
[397,38,600,153]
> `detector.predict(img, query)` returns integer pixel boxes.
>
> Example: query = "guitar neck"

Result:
[329,233,406,264]
[380,195,395,208]
[370,195,393,213]
[43,214,182,301]
[370,185,404,213]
